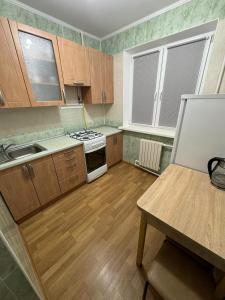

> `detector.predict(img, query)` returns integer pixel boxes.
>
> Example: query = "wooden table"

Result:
[136,164,225,272]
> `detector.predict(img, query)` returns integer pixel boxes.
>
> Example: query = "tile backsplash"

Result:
[0,105,105,145]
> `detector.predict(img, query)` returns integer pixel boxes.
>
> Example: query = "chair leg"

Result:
[142,281,149,300]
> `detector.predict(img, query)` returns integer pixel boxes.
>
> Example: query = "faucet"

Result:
[0,144,16,153]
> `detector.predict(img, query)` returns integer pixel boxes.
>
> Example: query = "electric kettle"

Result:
[208,157,225,190]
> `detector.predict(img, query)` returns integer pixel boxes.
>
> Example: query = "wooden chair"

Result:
[142,240,225,300]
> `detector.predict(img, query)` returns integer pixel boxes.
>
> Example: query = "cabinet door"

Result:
[9,21,64,107]
[83,48,103,104]
[0,165,40,221]
[115,133,123,163]
[74,43,90,86]
[0,18,30,108]
[103,53,114,104]
[28,156,61,206]
[106,135,114,167]
[58,37,75,86]
[58,37,90,86]
[106,133,123,167]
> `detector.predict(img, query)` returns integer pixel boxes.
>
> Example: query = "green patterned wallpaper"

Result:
[0,0,101,49]
[101,0,225,54]
[83,34,102,51]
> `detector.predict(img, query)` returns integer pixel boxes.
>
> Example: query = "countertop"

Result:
[93,126,122,137]
[0,136,83,171]
[119,125,175,138]
[0,126,121,171]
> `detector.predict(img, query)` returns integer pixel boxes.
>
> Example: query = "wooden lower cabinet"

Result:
[0,146,86,222]
[106,133,123,167]
[53,145,86,193]
[28,156,61,205]
[0,165,40,221]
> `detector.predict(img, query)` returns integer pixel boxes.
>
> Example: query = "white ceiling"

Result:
[18,0,181,38]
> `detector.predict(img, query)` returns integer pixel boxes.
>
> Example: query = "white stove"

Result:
[68,130,106,152]
[68,130,107,182]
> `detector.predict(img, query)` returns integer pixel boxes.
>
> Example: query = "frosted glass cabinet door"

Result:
[9,21,64,106]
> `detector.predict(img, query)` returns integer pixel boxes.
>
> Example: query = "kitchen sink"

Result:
[6,143,47,160]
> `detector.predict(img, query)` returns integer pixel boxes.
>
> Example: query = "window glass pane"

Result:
[159,39,206,128]
[132,51,159,125]
[19,31,61,101]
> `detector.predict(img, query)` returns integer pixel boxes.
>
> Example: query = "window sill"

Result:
[119,125,175,139]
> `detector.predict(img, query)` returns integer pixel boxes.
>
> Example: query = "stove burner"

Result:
[68,129,103,141]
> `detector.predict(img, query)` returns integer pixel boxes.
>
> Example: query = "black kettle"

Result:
[208,157,225,190]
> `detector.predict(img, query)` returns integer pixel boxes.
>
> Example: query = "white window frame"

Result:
[128,32,214,131]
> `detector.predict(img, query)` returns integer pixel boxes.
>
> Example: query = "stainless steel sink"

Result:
[6,143,47,160]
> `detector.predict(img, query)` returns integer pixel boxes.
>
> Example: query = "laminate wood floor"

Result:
[20,162,165,300]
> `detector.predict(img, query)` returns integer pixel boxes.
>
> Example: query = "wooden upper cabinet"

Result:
[83,48,113,104]
[28,156,61,206]
[9,20,64,107]
[0,17,30,108]
[58,37,90,86]
[82,48,103,104]
[57,38,74,85]
[102,53,114,104]
[0,165,40,221]
[89,48,104,103]
[74,43,90,86]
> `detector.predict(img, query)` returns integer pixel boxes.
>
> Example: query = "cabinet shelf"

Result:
[25,56,55,63]
[31,81,59,86]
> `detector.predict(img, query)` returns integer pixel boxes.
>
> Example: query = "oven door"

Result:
[85,146,106,174]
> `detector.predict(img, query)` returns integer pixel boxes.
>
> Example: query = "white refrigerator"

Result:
[171,94,225,173]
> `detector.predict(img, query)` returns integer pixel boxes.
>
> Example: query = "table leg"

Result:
[136,211,147,267]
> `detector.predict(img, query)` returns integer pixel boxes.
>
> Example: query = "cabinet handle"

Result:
[73,81,84,86]
[64,150,74,156]
[104,91,107,102]
[22,165,30,180]
[62,89,66,102]
[27,164,35,179]
[0,89,6,106]
[102,90,104,103]
[65,157,75,161]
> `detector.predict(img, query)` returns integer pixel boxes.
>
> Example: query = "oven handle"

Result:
[85,145,106,154]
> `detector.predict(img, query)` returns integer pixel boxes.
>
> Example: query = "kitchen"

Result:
[0,0,225,299]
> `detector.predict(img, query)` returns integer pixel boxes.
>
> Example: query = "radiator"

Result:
[138,139,163,172]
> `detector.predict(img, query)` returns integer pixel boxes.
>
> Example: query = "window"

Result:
[132,51,160,125]
[130,35,212,129]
